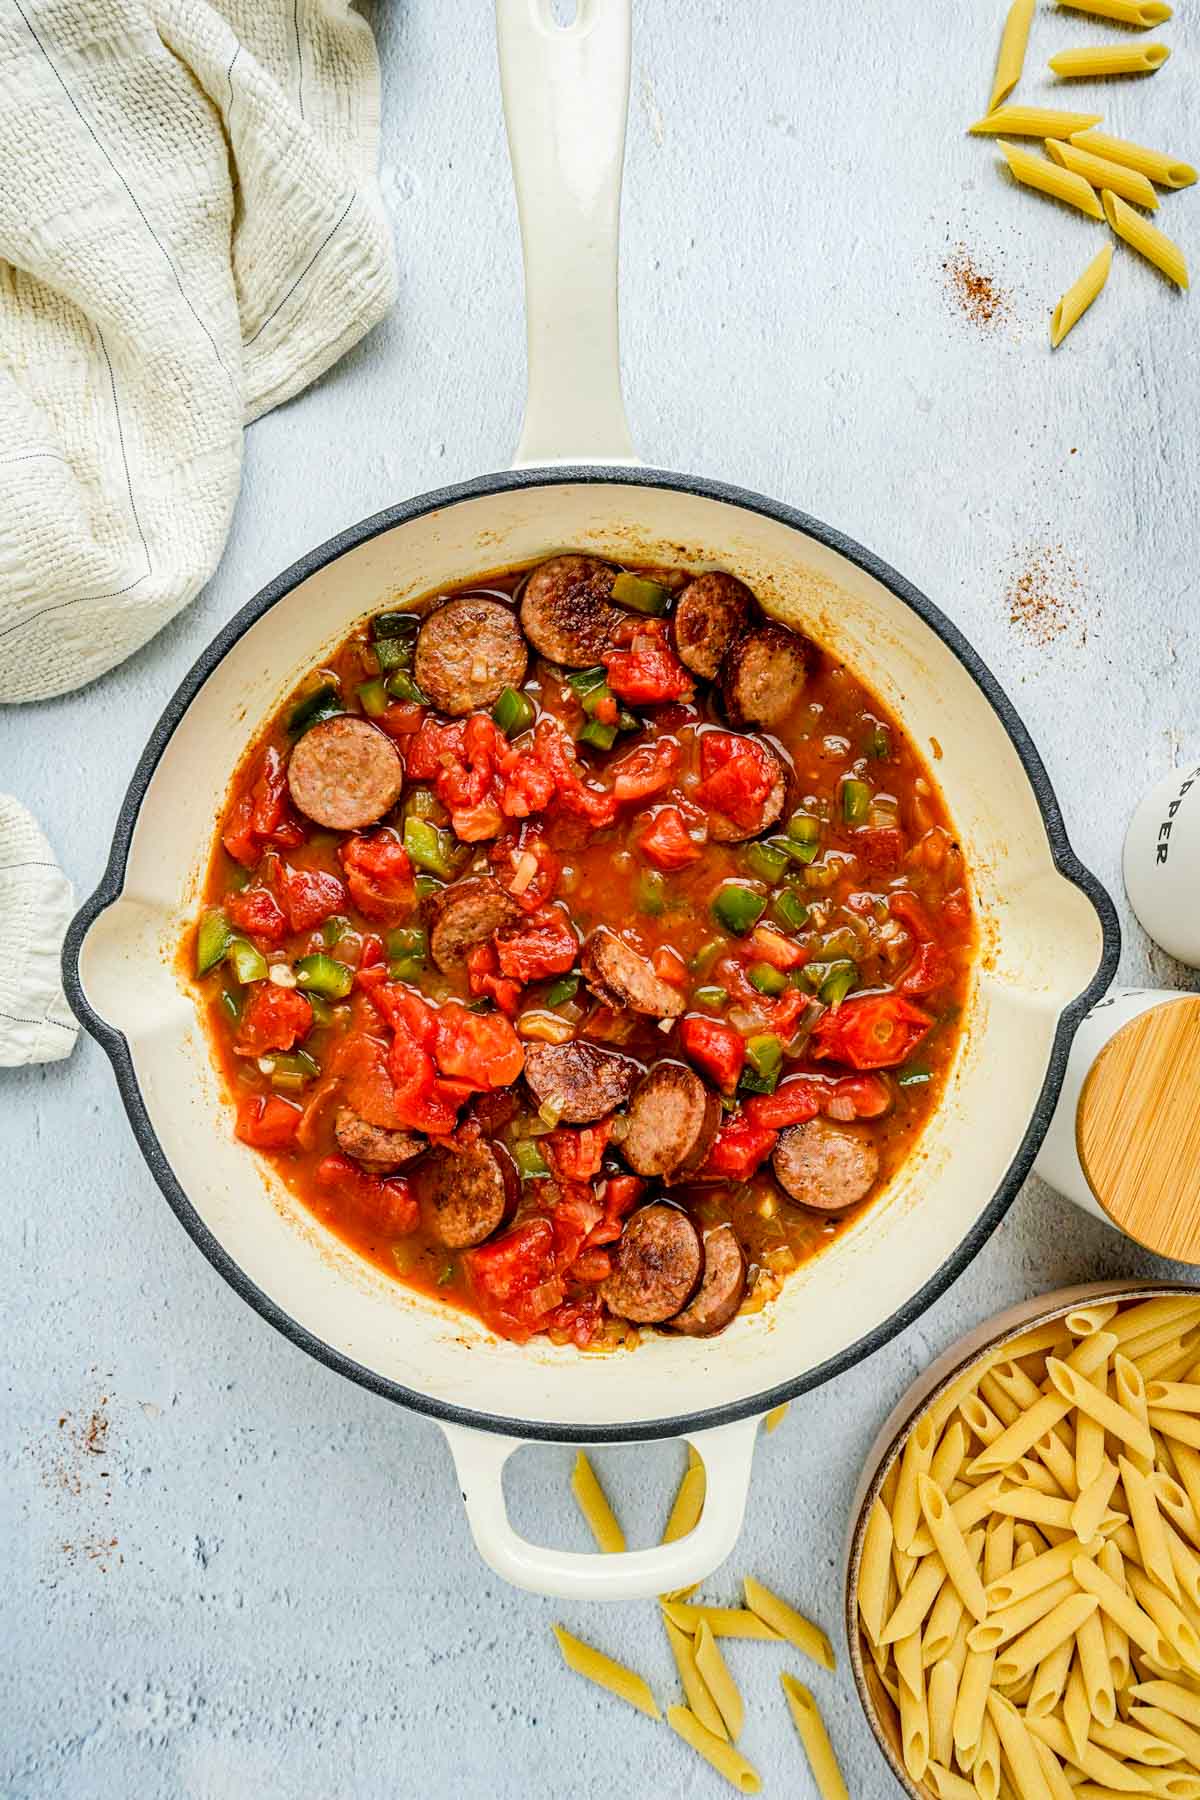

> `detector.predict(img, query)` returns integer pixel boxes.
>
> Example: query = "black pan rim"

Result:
[62,462,1121,1446]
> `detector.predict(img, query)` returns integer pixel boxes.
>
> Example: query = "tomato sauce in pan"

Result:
[186,557,974,1350]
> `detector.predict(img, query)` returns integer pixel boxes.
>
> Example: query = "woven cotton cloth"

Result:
[0,0,396,1063]
[0,796,78,1065]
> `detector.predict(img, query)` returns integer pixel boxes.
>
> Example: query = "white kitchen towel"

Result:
[0,796,78,1065]
[0,0,396,1064]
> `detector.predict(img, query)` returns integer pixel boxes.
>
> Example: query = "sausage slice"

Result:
[705,744,789,844]
[421,1142,512,1249]
[622,1062,721,1183]
[672,572,755,680]
[669,1224,748,1337]
[519,555,622,667]
[334,1107,426,1171]
[720,624,813,731]
[523,1040,642,1124]
[426,877,523,975]
[773,1116,880,1212]
[414,597,528,717]
[580,926,687,1018]
[600,1202,703,1323]
[287,715,404,830]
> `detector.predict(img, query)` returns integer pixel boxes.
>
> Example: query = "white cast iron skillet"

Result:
[63,0,1119,1600]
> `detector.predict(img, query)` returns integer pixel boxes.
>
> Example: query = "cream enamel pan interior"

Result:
[63,0,1118,1600]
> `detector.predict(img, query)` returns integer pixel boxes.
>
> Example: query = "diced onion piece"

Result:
[826,1092,857,1122]
[517,1011,575,1045]
[268,964,297,988]
[256,1056,275,1074]
[510,850,539,895]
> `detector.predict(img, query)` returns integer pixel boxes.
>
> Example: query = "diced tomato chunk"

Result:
[532,721,619,828]
[571,1249,613,1284]
[226,885,288,946]
[900,940,950,995]
[652,945,688,987]
[490,827,560,914]
[585,1173,646,1247]
[888,890,935,942]
[464,1218,560,1341]
[494,905,578,983]
[702,1116,778,1179]
[235,1093,302,1149]
[695,732,776,832]
[826,1074,893,1121]
[543,1120,613,1183]
[222,747,305,867]
[375,700,425,737]
[430,1001,525,1090]
[314,1153,419,1235]
[603,643,693,705]
[339,830,413,922]
[743,1078,823,1130]
[233,983,313,1055]
[609,738,682,805]
[679,1015,746,1095]
[278,863,347,932]
[465,943,523,1016]
[810,992,932,1071]
[744,925,807,971]
[636,804,702,870]
[943,885,972,935]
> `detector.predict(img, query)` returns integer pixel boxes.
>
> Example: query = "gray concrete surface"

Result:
[3,2,1198,1795]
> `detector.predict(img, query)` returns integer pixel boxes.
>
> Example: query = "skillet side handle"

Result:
[440,1416,759,1600]
[496,0,638,468]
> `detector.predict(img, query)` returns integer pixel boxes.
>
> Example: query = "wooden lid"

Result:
[1077,995,1200,1263]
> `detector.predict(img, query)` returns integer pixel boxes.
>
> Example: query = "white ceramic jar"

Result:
[1124,763,1200,967]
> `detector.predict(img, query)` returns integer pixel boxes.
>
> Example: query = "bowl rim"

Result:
[843,1278,1200,1799]
[61,462,1121,1443]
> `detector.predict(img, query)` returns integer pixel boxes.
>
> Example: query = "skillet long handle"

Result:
[496,0,638,467]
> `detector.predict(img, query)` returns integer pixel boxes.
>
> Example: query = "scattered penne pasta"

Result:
[969,104,1104,137]
[781,1674,851,1800]
[1103,190,1190,289]
[763,1402,790,1434]
[1070,128,1198,189]
[1049,43,1171,78]
[1047,139,1159,211]
[695,1619,745,1741]
[666,1705,761,1794]
[661,1457,706,1548]
[663,1614,727,1740]
[743,1576,836,1668]
[571,1451,626,1554]
[551,1625,661,1719]
[1057,0,1173,24]
[990,0,1036,112]
[661,1601,781,1641]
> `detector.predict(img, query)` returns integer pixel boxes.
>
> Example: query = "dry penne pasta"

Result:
[1050,43,1170,78]
[662,1461,706,1546]
[780,1675,850,1800]
[1047,140,1159,211]
[662,1602,781,1641]
[571,1451,625,1554]
[1071,129,1198,190]
[763,1402,789,1434]
[551,1625,660,1719]
[663,1614,727,1740]
[1067,1303,1122,1338]
[970,105,1104,137]
[666,1705,761,1794]
[742,1577,835,1668]
[897,1414,940,1551]
[695,1620,743,1741]
[1058,0,1173,23]
[1112,1299,1200,1346]
[857,1298,1200,1800]
[1000,140,1101,217]
[990,0,1035,111]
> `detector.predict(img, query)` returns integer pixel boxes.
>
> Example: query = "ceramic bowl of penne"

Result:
[845,1282,1200,1800]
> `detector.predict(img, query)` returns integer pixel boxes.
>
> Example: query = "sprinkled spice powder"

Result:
[942,243,1013,330]
[1004,542,1088,647]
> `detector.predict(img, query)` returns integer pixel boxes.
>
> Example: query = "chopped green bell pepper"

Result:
[612,571,671,614]
[493,686,535,737]
[712,884,767,935]
[567,665,608,698]
[357,678,389,718]
[897,1062,933,1088]
[747,962,788,997]
[692,984,729,1011]
[841,779,872,825]
[227,937,268,985]
[740,1033,783,1094]
[294,953,355,999]
[819,959,858,1006]
[385,669,428,704]
[287,681,341,734]
[742,840,791,885]
[579,718,618,752]
[865,723,893,760]
[637,869,667,916]
[544,974,580,1007]
[404,816,460,880]
[372,610,421,641]
[196,907,232,976]
[387,926,427,961]
[321,914,349,947]
[770,887,810,932]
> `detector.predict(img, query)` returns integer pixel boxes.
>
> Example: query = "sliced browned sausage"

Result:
[672,572,755,680]
[414,597,528,718]
[669,1224,748,1337]
[705,744,789,844]
[421,1142,512,1249]
[519,555,622,667]
[580,926,687,1018]
[621,1062,721,1183]
[334,1107,426,1171]
[600,1202,703,1323]
[773,1116,880,1212]
[426,877,523,975]
[523,1040,642,1124]
[287,715,404,830]
[720,624,813,731]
